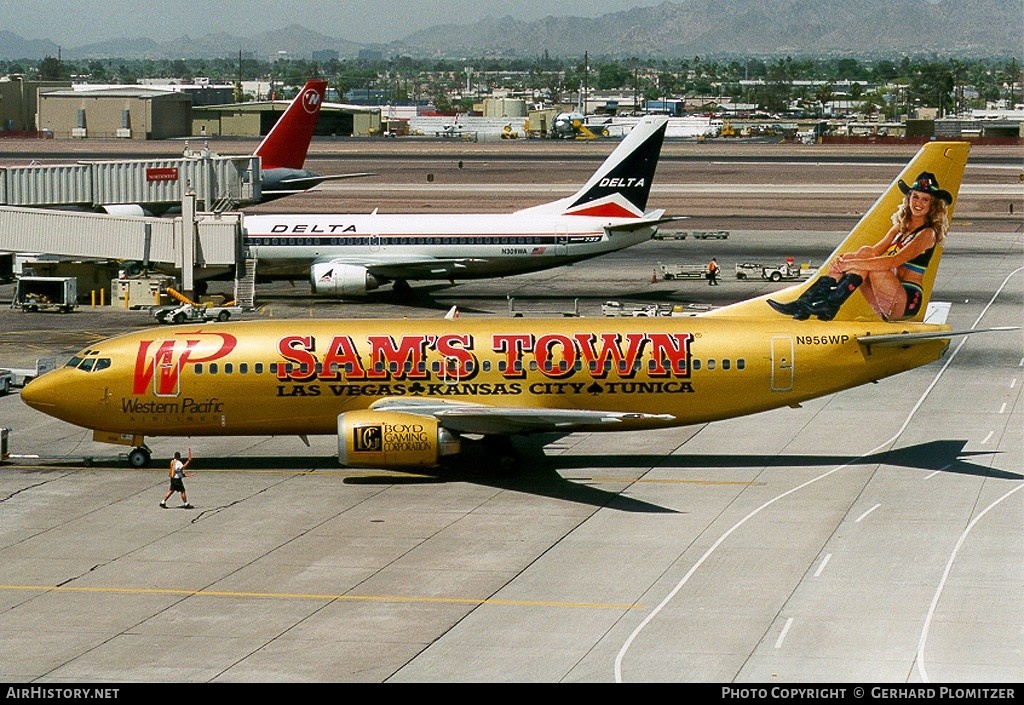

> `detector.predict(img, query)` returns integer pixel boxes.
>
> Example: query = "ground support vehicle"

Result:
[601,301,700,317]
[658,262,709,280]
[735,261,809,282]
[152,287,243,324]
[154,302,243,324]
[508,297,579,317]
[0,358,56,395]
[11,276,77,312]
[653,230,730,240]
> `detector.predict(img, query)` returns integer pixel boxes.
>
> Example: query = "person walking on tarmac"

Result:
[161,449,193,509]
[707,257,720,286]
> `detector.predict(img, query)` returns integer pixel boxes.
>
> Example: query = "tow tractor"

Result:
[735,258,810,282]
[153,288,243,324]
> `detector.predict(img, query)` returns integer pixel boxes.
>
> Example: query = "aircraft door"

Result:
[556,226,569,257]
[770,336,794,392]
[152,342,182,398]
[440,355,461,385]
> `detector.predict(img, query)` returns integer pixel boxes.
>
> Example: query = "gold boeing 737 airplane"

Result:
[21,141,1010,470]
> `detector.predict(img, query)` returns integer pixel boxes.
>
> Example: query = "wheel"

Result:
[172,312,186,324]
[0,378,9,396]
[482,436,521,476]
[128,447,151,468]
[664,274,674,280]
[771,272,782,282]
[737,273,746,280]
[217,310,230,322]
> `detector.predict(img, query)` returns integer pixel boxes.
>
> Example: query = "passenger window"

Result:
[255,363,264,374]
[737,359,746,370]
[707,359,716,370]
[693,360,701,370]
[722,359,730,370]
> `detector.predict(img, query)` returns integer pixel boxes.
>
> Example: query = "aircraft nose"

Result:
[20,369,64,413]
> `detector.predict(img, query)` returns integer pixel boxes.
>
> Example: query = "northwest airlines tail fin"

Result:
[515,115,669,218]
[709,141,970,323]
[254,79,327,171]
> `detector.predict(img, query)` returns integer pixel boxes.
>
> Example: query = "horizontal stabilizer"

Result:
[857,326,1019,348]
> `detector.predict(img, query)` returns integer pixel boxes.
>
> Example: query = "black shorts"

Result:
[169,477,186,492]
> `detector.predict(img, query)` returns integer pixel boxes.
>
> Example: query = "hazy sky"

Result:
[3,0,671,46]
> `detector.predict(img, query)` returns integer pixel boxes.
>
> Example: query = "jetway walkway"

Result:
[0,150,261,213]
[0,196,244,300]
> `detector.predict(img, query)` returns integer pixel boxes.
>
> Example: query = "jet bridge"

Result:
[0,194,243,301]
[0,150,260,213]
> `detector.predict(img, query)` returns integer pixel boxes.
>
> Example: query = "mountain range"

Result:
[1,0,1019,61]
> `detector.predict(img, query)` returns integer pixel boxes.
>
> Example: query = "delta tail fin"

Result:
[515,115,669,218]
[254,79,327,171]
[708,141,970,322]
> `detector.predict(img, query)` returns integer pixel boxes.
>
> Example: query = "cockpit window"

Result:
[66,353,111,373]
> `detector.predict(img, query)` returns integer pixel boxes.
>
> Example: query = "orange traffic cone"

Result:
[651,268,658,283]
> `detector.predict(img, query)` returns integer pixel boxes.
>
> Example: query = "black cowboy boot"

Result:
[799,273,864,321]
[767,276,837,317]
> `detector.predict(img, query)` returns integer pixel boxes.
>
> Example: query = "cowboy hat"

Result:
[898,171,953,204]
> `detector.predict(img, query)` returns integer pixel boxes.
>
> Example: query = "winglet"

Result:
[254,80,328,171]
[514,115,669,218]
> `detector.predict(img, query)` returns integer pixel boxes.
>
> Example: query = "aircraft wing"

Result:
[362,257,487,280]
[370,398,674,435]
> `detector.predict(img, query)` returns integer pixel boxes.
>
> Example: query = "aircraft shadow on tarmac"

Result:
[346,437,1020,514]
[26,439,1013,515]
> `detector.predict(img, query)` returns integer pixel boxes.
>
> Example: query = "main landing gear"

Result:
[128,446,152,468]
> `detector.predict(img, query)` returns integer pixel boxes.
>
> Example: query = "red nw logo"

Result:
[302,89,322,115]
[132,332,237,395]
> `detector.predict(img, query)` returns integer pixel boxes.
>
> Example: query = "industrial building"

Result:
[2,79,381,140]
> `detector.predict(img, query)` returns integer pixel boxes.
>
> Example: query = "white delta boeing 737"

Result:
[241,115,672,296]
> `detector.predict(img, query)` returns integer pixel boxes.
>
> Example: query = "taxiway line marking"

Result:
[0,583,642,611]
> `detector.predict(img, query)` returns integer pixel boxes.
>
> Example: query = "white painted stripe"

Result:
[775,617,794,648]
[855,504,881,523]
[981,431,994,444]
[916,483,1024,683]
[814,553,832,577]
[614,265,1024,683]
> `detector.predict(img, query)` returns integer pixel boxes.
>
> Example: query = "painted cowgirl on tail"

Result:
[769,172,951,321]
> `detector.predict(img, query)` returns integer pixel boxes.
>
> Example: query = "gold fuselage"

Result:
[22,316,950,440]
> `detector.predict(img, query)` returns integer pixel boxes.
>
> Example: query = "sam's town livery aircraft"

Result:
[22,141,1011,470]
[240,114,672,296]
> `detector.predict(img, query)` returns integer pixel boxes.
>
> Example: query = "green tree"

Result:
[37,56,62,80]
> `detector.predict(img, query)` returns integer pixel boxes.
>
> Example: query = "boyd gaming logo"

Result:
[302,88,322,115]
[353,425,383,452]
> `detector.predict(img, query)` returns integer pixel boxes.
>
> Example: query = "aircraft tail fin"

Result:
[707,141,970,323]
[515,115,669,218]
[254,80,327,171]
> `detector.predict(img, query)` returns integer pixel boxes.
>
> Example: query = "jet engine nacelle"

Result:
[310,261,381,296]
[337,410,461,468]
